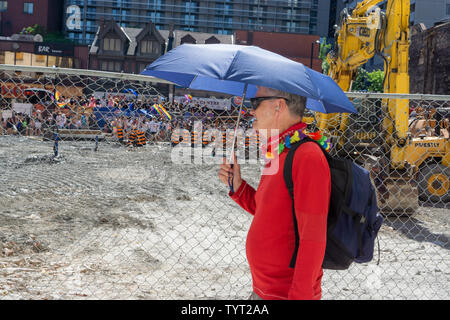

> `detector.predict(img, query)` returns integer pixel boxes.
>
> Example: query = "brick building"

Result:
[0,0,64,36]
[409,21,450,95]
[89,20,234,74]
[235,30,322,72]
[0,33,89,69]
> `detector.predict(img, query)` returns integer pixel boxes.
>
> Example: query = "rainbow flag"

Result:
[158,104,172,120]
[152,104,163,116]
[57,100,68,108]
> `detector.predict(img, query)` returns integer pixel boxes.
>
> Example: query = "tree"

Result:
[20,24,74,43]
[366,69,384,92]
[318,39,332,74]
[21,24,46,35]
[352,67,384,92]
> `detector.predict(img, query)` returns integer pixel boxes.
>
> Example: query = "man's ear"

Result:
[276,99,287,112]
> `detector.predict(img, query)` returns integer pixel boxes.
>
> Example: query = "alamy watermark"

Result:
[66,5,81,31]
[169,121,280,175]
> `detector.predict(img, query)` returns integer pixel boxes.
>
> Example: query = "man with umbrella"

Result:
[141,43,356,300]
[218,86,331,300]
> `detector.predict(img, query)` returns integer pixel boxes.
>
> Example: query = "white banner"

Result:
[12,103,33,115]
[93,91,161,101]
[1,110,13,119]
[174,96,231,111]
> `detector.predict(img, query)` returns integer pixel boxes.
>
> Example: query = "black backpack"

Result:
[283,138,384,270]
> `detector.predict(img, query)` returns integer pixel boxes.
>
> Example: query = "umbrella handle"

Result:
[228,83,248,164]
[227,83,247,193]
[228,164,234,193]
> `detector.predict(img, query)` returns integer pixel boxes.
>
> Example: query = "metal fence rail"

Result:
[0,65,448,300]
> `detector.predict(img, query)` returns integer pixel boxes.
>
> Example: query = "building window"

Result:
[141,40,159,54]
[24,2,34,14]
[225,16,232,27]
[149,0,162,11]
[216,29,231,35]
[286,21,297,32]
[0,1,7,12]
[447,3,450,15]
[215,3,224,14]
[185,1,198,12]
[184,14,196,25]
[103,38,121,51]
[250,6,263,18]
[149,11,162,23]
[224,4,232,15]
[36,55,46,62]
[86,33,95,44]
[118,0,130,7]
[214,16,223,28]
[138,62,148,73]
[101,60,121,72]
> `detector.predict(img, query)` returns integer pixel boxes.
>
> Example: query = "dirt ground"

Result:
[0,135,448,300]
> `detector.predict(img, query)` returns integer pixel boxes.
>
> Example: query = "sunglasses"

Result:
[249,96,289,109]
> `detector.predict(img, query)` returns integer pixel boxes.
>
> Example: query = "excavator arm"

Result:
[318,0,385,134]
[319,0,410,169]
[378,0,410,168]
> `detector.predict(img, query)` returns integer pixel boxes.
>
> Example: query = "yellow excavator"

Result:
[314,0,449,212]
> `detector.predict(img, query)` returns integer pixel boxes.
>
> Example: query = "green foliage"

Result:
[318,41,331,60]
[322,59,330,75]
[318,39,332,74]
[21,24,46,35]
[44,32,74,44]
[367,69,384,92]
[20,24,74,44]
[352,67,384,92]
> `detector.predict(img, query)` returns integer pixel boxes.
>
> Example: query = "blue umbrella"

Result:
[124,88,139,97]
[141,44,356,114]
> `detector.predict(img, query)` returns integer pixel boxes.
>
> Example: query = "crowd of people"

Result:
[0,96,253,143]
[0,109,99,137]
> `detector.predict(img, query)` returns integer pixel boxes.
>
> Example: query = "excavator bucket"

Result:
[368,160,419,216]
[378,178,419,215]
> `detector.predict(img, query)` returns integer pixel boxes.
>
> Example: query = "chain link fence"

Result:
[0,65,448,300]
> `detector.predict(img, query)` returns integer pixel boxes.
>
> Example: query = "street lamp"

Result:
[310,39,320,69]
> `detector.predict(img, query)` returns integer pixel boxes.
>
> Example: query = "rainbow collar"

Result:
[264,124,332,160]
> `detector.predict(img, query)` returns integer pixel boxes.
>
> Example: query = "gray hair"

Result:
[264,87,307,118]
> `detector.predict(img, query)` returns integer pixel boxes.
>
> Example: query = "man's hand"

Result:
[218,153,243,192]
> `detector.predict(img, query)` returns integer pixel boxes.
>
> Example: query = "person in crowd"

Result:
[56,112,66,129]
[0,116,5,135]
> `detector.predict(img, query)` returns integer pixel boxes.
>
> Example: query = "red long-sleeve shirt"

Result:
[230,139,331,300]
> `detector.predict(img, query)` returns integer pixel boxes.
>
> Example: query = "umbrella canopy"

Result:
[142,44,356,114]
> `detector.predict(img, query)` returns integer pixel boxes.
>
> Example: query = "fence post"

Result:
[95,135,99,152]
[53,132,59,157]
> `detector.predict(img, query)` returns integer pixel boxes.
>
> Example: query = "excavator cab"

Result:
[409,106,450,139]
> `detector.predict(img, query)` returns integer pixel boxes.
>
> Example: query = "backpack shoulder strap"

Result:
[283,137,329,199]
[283,137,324,268]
